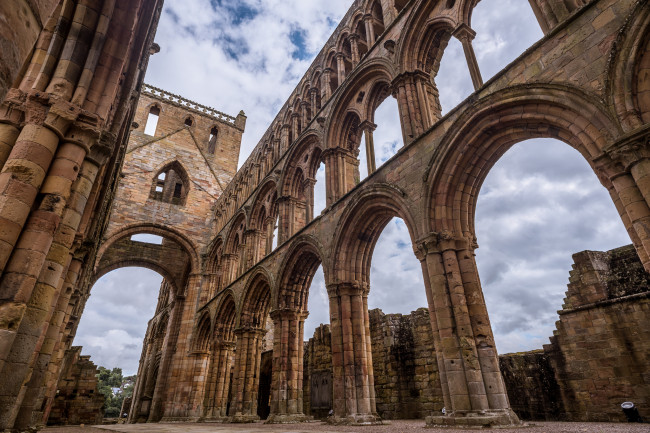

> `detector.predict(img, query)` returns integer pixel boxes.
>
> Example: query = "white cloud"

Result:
[77,0,633,376]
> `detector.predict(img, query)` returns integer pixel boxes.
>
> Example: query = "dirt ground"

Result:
[44,420,650,433]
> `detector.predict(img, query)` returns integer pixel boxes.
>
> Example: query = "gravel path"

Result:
[44,420,650,433]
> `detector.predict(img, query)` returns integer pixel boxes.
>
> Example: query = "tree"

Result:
[97,366,136,418]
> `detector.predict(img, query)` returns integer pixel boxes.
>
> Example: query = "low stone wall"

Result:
[369,308,443,419]
[48,347,105,426]
[498,350,562,420]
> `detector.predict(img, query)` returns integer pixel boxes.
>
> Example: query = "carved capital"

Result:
[326,281,368,297]
[270,308,307,322]
[452,23,476,43]
[415,230,475,256]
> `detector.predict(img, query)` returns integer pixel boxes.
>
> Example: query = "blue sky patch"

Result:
[289,27,311,60]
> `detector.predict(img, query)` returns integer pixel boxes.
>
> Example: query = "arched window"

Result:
[370,1,385,38]
[150,162,189,205]
[144,105,160,136]
[208,126,218,154]
[184,117,193,127]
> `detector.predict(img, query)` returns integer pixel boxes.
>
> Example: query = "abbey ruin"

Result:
[0,0,649,430]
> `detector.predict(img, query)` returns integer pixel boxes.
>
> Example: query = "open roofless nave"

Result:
[0,0,650,430]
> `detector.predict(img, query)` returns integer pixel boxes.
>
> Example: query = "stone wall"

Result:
[498,350,562,420]
[303,324,333,419]
[499,244,650,422]
[543,245,650,422]
[369,309,443,419]
[47,347,105,426]
[303,310,443,420]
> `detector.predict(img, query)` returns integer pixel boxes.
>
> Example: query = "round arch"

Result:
[99,223,200,272]
[331,183,419,284]
[424,84,623,237]
[324,58,397,150]
[274,234,328,311]
[238,267,274,328]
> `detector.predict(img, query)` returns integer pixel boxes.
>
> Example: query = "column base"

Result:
[426,409,521,428]
[199,416,227,423]
[326,413,385,425]
[265,413,313,424]
[228,413,260,423]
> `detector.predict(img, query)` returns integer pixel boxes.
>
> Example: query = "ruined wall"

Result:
[544,244,650,422]
[498,351,563,421]
[303,310,443,420]
[303,324,333,419]
[498,244,650,422]
[47,347,105,426]
[369,309,443,419]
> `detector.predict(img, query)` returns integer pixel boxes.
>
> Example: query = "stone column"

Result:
[267,309,311,423]
[322,68,333,101]
[230,327,265,422]
[303,178,316,222]
[151,294,188,422]
[265,217,276,255]
[596,144,650,272]
[277,195,294,244]
[349,34,360,65]
[392,71,441,144]
[0,122,103,428]
[203,340,235,420]
[361,121,377,174]
[336,54,346,86]
[244,229,262,269]
[322,147,360,206]
[417,232,520,427]
[13,154,103,429]
[364,15,375,47]
[301,101,310,128]
[0,122,20,169]
[39,257,84,424]
[310,88,319,116]
[291,113,300,143]
[326,283,381,425]
[280,125,290,154]
[453,24,483,91]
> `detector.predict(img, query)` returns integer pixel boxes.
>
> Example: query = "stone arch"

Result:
[607,1,650,131]
[150,160,190,206]
[366,0,386,39]
[239,268,274,328]
[94,224,199,296]
[324,58,396,149]
[425,84,623,237]
[193,311,213,352]
[331,183,418,284]
[214,290,238,341]
[99,223,200,271]
[275,235,326,311]
[222,211,248,285]
[249,179,279,260]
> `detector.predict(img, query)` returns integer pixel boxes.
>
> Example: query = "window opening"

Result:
[208,127,218,154]
[144,106,160,136]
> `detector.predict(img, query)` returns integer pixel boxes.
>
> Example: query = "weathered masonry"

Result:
[0,0,164,431]
[1,0,650,430]
[128,0,649,427]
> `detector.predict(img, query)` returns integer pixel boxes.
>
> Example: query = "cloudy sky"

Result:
[74,0,631,375]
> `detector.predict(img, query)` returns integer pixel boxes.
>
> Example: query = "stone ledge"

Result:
[265,413,313,424]
[426,409,522,428]
[326,413,386,425]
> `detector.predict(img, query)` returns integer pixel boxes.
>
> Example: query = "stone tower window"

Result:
[208,127,218,154]
[150,162,189,205]
[184,117,193,127]
[144,105,160,136]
